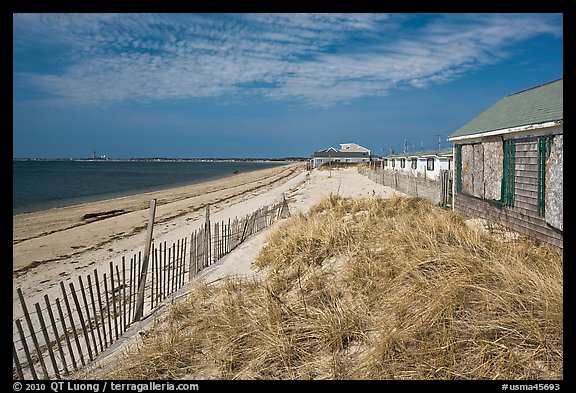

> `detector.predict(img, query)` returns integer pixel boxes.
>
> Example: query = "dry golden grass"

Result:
[90,195,563,380]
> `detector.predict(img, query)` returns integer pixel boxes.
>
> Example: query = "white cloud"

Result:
[13,13,562,107]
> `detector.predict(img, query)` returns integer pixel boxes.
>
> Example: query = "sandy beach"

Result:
[13,162,307,303]
[13,165,405,378]
[13,163,302,271]
[13,163,404,307]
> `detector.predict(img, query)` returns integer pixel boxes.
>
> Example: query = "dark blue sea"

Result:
[13,160,289,215]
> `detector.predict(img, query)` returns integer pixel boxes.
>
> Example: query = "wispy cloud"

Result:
[13,13,562,107]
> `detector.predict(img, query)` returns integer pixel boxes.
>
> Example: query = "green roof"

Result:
[448,78,563,140]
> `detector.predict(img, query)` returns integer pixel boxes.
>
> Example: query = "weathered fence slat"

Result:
[86,275,104,353]
[78,276,99,357]
[18,288,50,379]
[114,265,123,334]
[122,257,127,332]
[55,297,78,371]
[15,318,37,379]
[45,294,69,376]
[173,243,178,291]
[108,262,119,341]
[35,302,60,379]
[151,243,156,309]
[13,341,25,380]
[167,246,172,295]
[179,239,183,289]
[129,257,135,321]
[176,239,182,290]
[69,282,94,362]
[102,273,113,347]
[94,269,108,348]
[181,239,187,287]
[163,242,168,300]
[155,247,162,302]
[188,232,194,281]
[60,281,85,367]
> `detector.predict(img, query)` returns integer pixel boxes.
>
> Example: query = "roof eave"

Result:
[448,120,563,142]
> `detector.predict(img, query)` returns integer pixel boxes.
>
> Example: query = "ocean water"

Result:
[13,160,289,215]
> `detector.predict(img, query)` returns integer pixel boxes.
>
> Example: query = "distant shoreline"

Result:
[13,160,302,216]
[13,157,309,162]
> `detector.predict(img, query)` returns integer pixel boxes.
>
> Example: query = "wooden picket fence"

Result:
[12,197,290,380]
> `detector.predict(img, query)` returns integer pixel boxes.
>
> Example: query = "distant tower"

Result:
[93,150,96,159]
[435,134,442,151]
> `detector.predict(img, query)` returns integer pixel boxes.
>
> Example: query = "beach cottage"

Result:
[382,148,452,181]
[448,78,563,249]
[367,147,453,207]
[311,143,372,168]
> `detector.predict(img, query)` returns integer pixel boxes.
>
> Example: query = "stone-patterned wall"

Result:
[546,135,563,231]
[483,139,503,201]
[455,132,563,250]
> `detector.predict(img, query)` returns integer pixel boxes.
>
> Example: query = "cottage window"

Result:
[537,135,553,216]
[426,158,434,171]
[500,139,515,207]
[391,159,395,168]
[411,158,417,169]
[400,158,406,168]
[384,159,388,167]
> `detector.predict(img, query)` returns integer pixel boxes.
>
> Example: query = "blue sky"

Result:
[13,13,563,159]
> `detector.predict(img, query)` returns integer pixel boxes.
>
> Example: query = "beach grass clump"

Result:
[93,195,562,380]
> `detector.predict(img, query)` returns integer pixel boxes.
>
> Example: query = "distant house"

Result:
[382,148,453,181]
[448,78,563,250]
[311,143,372,168]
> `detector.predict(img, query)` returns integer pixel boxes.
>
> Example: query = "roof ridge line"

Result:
[508,77,563,97]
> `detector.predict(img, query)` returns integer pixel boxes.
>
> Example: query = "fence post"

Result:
[280,194,290,219]
[134,199,157,322]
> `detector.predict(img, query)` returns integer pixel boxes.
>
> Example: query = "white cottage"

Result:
[382,148,452,180]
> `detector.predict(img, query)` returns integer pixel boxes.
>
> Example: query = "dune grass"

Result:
[93,195,562,380]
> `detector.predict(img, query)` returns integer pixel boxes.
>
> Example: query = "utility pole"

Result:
[435,133,442,151]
